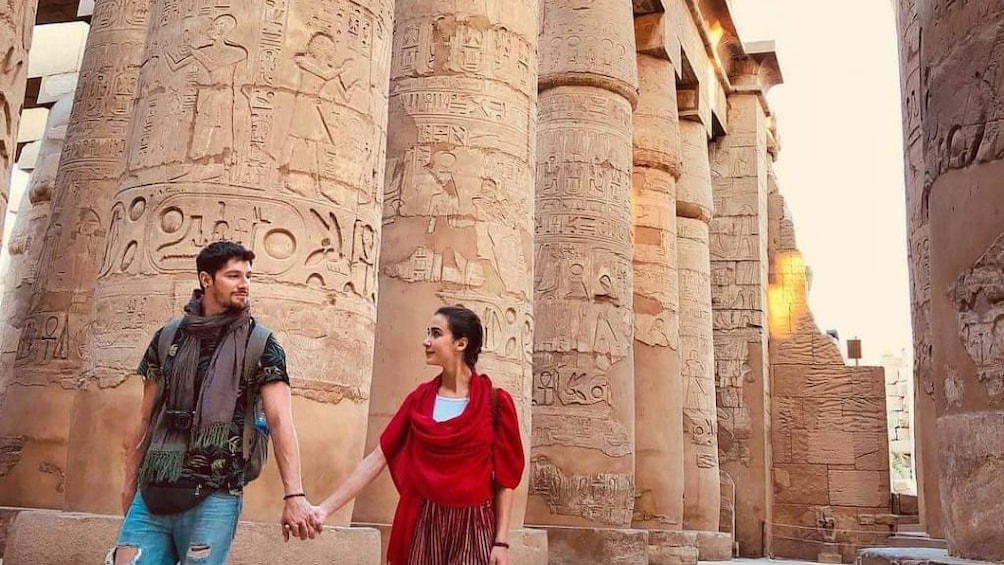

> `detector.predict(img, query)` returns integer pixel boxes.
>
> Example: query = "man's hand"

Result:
[281,496,321,541]
[489,545,509,565]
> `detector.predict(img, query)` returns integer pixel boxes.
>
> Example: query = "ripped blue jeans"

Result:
[107,491,242,565]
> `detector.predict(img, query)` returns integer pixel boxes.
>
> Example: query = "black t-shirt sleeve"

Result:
[254,334,290,386]
[136,328,165,382]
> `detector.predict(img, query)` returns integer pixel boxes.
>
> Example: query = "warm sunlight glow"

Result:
[708,21,725,48]
[768,251,809,339]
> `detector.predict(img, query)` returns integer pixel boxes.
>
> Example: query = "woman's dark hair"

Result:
[435,305,483,369]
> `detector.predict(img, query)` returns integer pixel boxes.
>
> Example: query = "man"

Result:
[109,241,320,565]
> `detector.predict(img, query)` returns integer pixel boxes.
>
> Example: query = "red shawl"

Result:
[380,372,524,565]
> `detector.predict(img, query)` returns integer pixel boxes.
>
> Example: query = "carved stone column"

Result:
[894,0,941,540]
[631,51,685,536]
[676,117,719,533]
[0,93,72,411]
[527,0,645,562]
[709,88,772,556]
[0,0,149,510]
[919,1,1004,560]
[0,0,36,245]
[354,0,537,535]
[63,0,394,521]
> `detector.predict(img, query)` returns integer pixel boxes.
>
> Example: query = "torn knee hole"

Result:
[107,545,141,565]
[187,544,212,560]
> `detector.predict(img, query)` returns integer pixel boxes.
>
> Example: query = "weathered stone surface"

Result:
[529,0,638,531]
[856,547,990,565]
[544,526,649,565]
[676,120,712,222]
[677,217,719,531]
[354,0,537,528]
[709,91,771,557]
[631,52,683,533]
[648,530,698,565]
[695,530,733,560]
[0,0,36,245]
[915,1,1004,559]
[0,0,149,511]
[0,94,72,430]
[61,0,394,523]
[768,182,890,559]
[3,510,382,564]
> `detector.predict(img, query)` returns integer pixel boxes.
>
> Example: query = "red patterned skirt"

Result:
[406,499,496,565]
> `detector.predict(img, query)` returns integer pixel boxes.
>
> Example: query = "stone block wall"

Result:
[768,184,891,563]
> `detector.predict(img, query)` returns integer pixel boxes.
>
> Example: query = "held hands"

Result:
[281,495,324,541]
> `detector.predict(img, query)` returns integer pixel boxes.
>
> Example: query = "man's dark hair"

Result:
[196,241,255,286]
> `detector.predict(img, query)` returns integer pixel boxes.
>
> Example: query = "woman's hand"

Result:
[311,504,330,526]
[489,545,509,565]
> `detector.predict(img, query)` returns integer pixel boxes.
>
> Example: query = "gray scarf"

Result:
[140,289,252,484]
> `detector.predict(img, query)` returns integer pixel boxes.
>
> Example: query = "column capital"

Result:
[730,41,784,95]
[635,13,682,75]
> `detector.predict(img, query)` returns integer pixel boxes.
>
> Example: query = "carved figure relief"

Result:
[529,455,634,526]
[953,231,1004,403]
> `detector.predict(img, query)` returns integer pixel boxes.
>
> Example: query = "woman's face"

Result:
[423,314,464,367]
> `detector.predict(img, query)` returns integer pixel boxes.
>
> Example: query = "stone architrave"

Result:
[631,52,685,535]
[63,0,394,521]
[353,0,537,529]
[528,0,643,556]
[893,0,941,539]
[708,92,770,556]
[676,118,720,532]
[919,1,1004,560]
[0,0,37,244]
[0,0,150,511]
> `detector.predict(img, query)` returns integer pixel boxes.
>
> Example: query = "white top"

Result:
[433,395,469,422]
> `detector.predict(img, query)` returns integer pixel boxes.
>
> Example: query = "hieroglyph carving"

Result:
[8,0,149,378]
[100,194,379,302]
[921,0,1004,186]
[100,0,391,300]
[124,0,387,198]
[0,0,35,228]
[529,455,634,525]
[953,231,1004,403]
[533,89,634,457]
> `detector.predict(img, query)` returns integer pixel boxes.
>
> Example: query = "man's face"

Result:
[202,258,251,311]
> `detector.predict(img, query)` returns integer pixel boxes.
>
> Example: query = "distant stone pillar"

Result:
[354,0,537,532]
[631,52,684,534]
[0,0,36,245]
[0,93,73,406]
[918,2,1004,560]
[893,0,941,539]
[62,0,394,520]
[528,0,644,561]
[709,91,771,556]
[676,118,719,532]
[0,0,149,510]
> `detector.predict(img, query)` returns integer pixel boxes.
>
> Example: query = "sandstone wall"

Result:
[768,183,891,563]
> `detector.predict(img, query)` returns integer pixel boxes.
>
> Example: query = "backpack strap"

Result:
[241,322,273,461]
[157,317,184,368]
[151,317,183,415]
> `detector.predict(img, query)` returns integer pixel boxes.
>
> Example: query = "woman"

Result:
[312,305,524,565]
